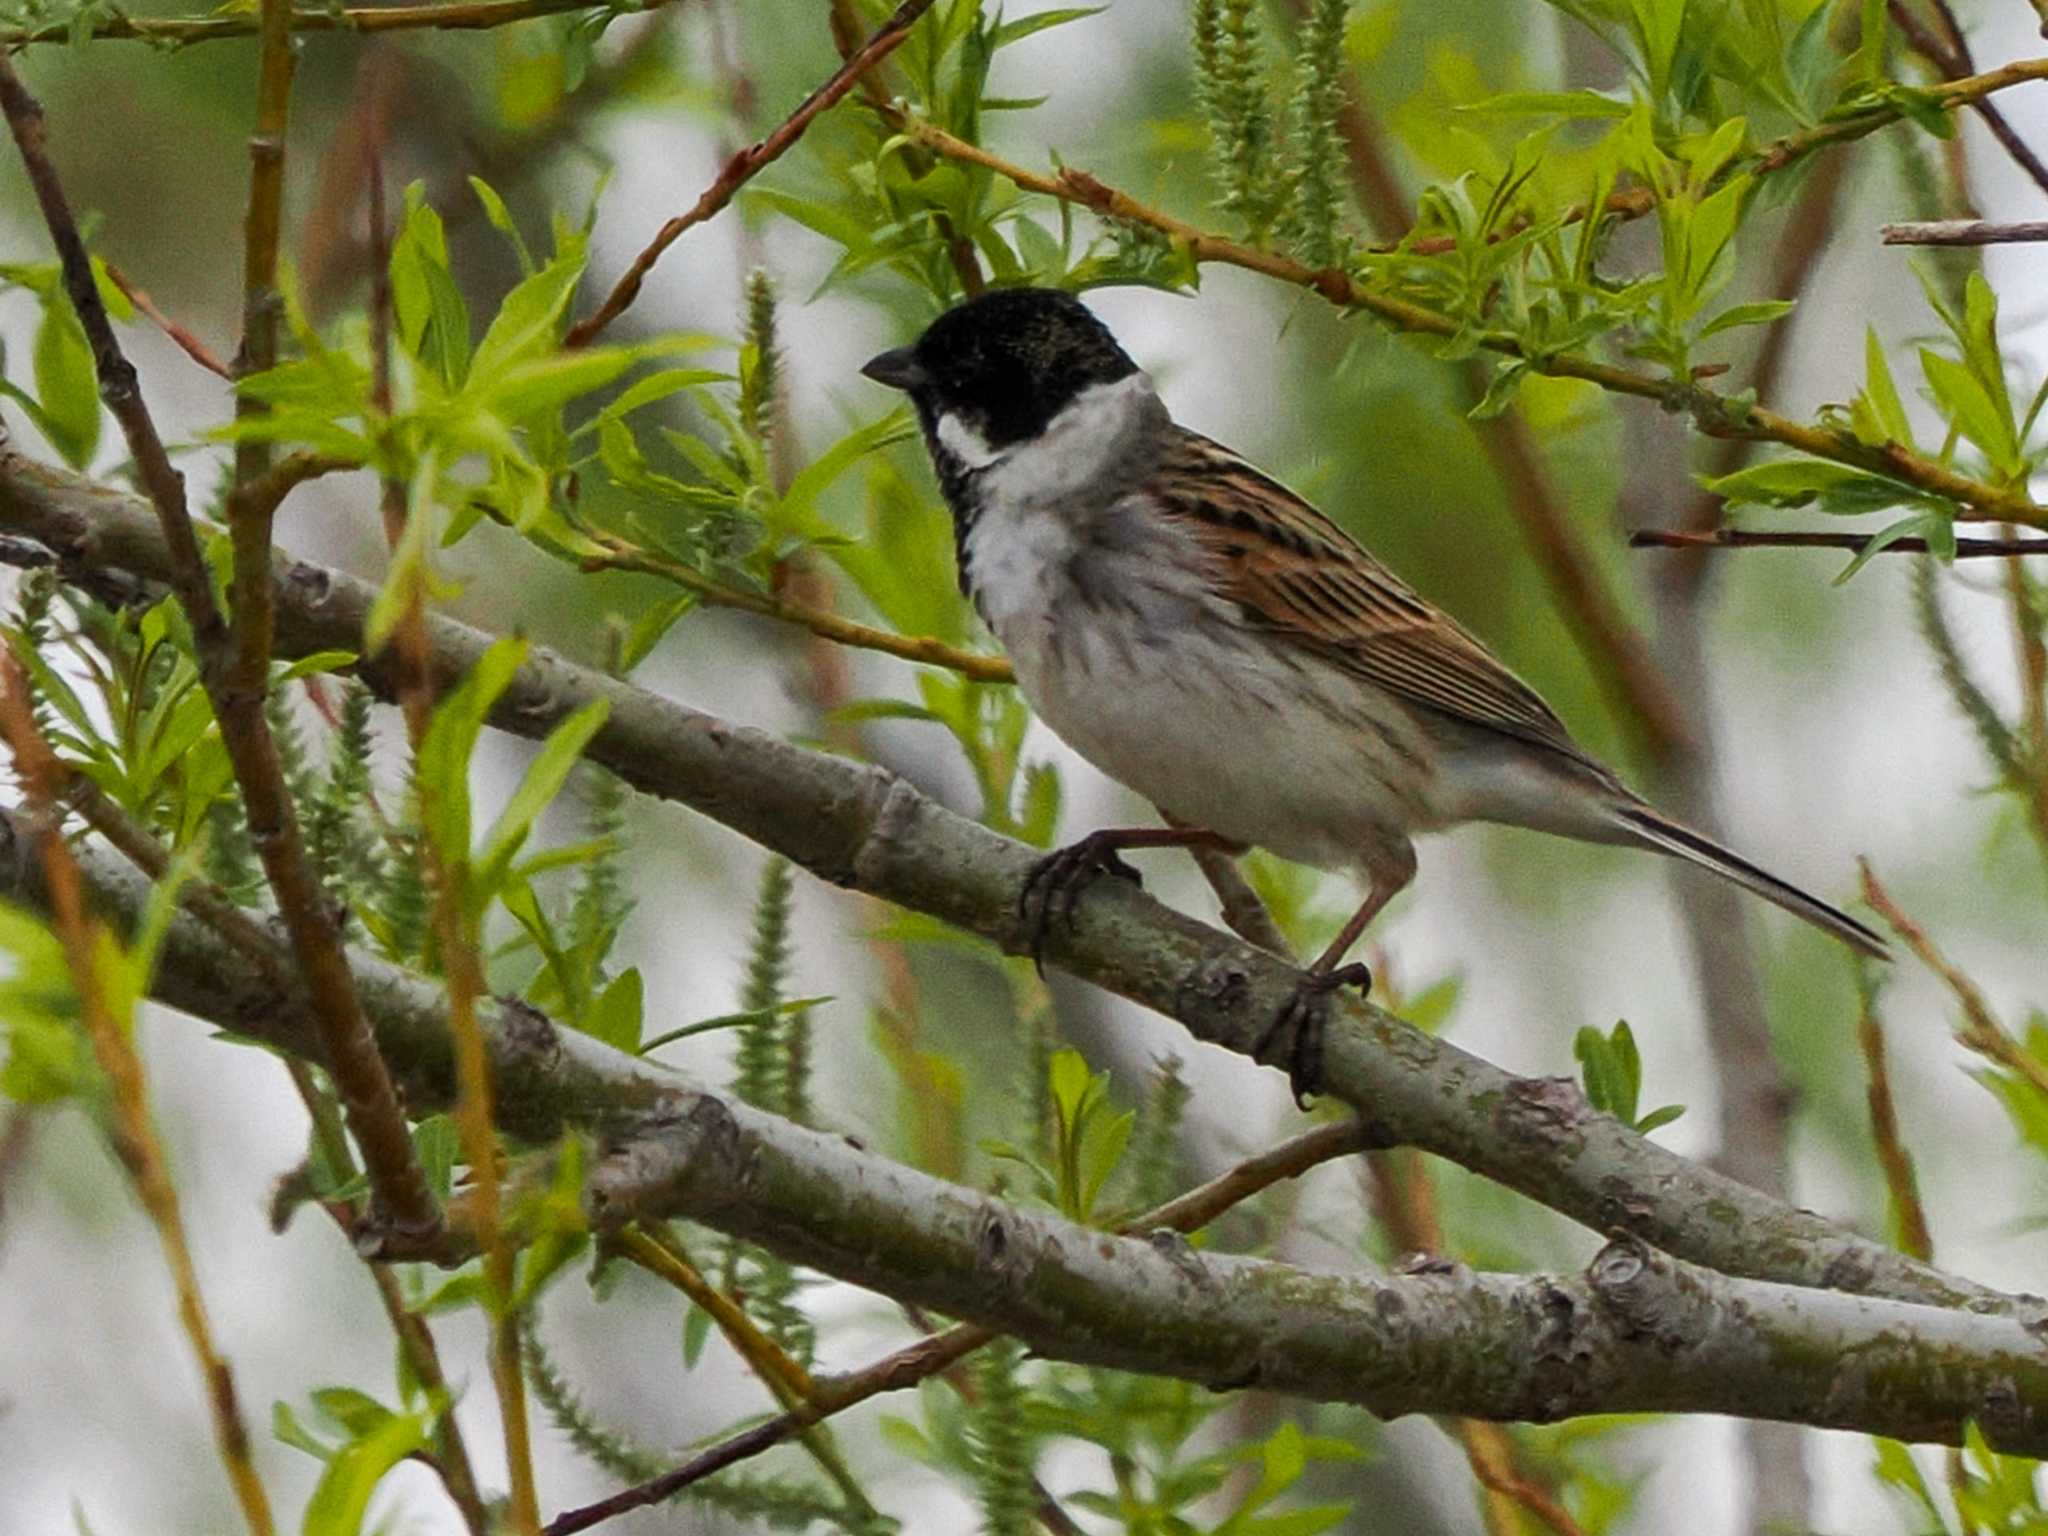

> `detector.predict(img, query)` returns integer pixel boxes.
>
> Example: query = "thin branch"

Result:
[101,263,234,379]
[0,0,680,48]
[0,50,442,1243]
[564,0,940,348]
[0,458,2025,1317]
[0,668,277,1536]
[1857,973,1935,1263]
[614,1226,814,1401]
[1860,861,2048,1104]
[904,120,2048,529]
[1890,0,2048,199]
[1884,217,2048,243]
[581,531,1012,681]
[614,1226,878,1520]
[1633,527,2048,557]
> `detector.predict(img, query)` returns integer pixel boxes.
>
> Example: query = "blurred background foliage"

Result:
[2,0,2048,1532]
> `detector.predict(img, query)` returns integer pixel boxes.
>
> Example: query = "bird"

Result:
[861,285,1887,1099]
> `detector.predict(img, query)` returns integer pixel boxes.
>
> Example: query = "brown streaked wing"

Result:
[1151,430,1591,762]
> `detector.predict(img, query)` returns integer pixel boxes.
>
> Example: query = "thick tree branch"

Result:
[0,449,2024,1319]
[11,822,2048,1457]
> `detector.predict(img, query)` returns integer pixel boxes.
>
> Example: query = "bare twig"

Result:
[1634,527,2048,557]
[1884,217,2048,243]
[565,0,939,348]
[101,263,233,379]
[1857,974,1935,1263]
[1890,0,2048,198]
[0,51,441,1243]
[0,666,277,1536]
[1860,861,2048,1103]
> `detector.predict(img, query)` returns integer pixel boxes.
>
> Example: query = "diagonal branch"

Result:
[0,55,442,1243]
[564,0,939,348]
[0,0,682,49]
[14,819,2048,1466]
[905,121,2048,528]
[0,450,2022,1319]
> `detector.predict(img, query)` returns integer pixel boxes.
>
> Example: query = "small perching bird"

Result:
[862,286,1886,1097]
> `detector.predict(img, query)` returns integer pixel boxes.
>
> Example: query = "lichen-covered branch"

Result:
[9,818,2048,1454]
[0,447,2019,1319]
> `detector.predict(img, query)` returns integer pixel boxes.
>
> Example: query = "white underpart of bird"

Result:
[866,287,1888,962]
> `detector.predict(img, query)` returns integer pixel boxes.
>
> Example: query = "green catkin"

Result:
[526,1317,850,1529]
[1129,1055,1193,1211]
[1913,555,2021,782]
[1283,0,1349,268]
[1192,0,1282,237]
[968,1338,1035,1536]
[740,268,783,452]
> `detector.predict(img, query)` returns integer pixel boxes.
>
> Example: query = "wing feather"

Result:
[1150,430,1591,763]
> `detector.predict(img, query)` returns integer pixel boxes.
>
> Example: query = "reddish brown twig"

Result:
[1860,861,2048,1103]
[0,49,442,1244]
[565,0,938,347]
[1632,527,2048,557]
[1856,974,1934,1263]
[101,262,233,379]
[1890,0,2048,198]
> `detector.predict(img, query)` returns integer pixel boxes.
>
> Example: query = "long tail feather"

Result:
[1614,804,1889,960]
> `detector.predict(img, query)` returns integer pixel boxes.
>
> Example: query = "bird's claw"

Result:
[1255,961,1373,1107]
[1020,833,1145,973]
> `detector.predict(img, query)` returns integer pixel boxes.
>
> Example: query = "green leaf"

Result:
[391,186,471,390]
[300,1407,428,1536]
[32,291,101,468]
[617,593,697,673]
[469,175,536,276]
[476,697,611,893]
[1459,88,1631,119]
[1696,298,1795,341]
[469,245,588,382]
[1634,1103,1686,1134]
[584,966,643,1052]
[990,5,1103,47]
[682,1302,714,1368]
[412,1114,458,1202]
[416,636,530,865]
[1852,327,1914,449]
[1921,348,2018,472]
[1833,509,1955,584]
[1703,458,1927,516]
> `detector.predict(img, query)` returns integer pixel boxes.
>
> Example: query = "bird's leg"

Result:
[1021,824,1244,972]
[1255,884,1392,1106]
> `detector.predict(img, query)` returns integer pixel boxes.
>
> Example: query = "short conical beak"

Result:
[861,346,924,391]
